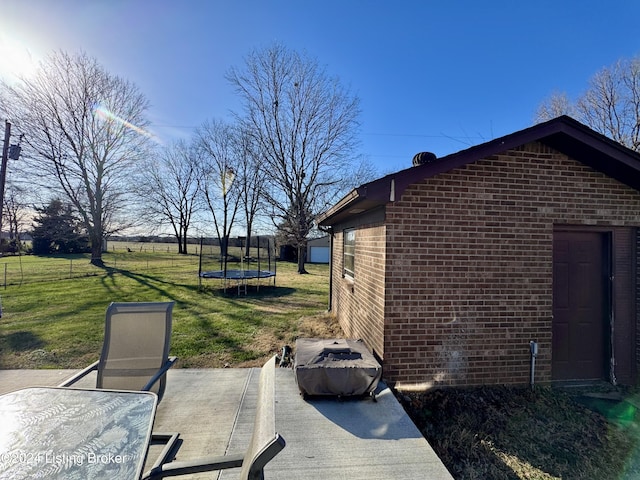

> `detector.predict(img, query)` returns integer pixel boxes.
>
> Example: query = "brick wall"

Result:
[383,142,640,389]
[332,223,386,359]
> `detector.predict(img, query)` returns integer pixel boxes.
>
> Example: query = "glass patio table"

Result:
[0,387,157,479]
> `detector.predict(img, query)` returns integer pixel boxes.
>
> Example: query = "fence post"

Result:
[3,263,6,289]
[69,259,73,278]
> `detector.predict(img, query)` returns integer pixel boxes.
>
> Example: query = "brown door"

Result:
[552,231,608,381]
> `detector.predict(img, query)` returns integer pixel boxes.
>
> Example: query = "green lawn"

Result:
[4,246,640,479]
[0,247,338,369]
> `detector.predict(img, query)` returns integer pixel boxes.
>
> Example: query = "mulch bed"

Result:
[396,385,640,480]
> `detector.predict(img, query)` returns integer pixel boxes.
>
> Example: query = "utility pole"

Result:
[0,120,10,237]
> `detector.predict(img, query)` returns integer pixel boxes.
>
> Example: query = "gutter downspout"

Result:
[319,225,334,313]
[328,229,333,312]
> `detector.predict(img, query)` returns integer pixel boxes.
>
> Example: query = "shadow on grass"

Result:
[172,310,269,367]
[98,266,198,302]
[97,264,300,303]
[3,331,45,351]
[200,285,296,298]
[32,253,91,260]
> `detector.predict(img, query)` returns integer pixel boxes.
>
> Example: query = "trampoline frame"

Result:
[198,236,277,295]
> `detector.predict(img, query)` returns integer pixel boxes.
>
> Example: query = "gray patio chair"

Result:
[59,301,177,402]
[141,355,286,480]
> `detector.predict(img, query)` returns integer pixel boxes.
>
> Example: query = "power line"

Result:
[151,123,487,141]
[361,132,485,140]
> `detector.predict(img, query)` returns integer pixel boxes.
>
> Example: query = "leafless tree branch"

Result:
[0,50,151,265]
[227,44,361,273]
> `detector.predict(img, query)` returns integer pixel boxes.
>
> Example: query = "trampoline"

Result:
[200,270,276,280]
[200,269,276,295]
[198,236,277,295]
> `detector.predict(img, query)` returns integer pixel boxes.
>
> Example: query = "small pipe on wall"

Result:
[529,340,538,390]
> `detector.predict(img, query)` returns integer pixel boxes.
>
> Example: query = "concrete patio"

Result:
[0,367,454,479]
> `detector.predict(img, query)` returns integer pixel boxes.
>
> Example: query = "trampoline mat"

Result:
[200,269,276,280]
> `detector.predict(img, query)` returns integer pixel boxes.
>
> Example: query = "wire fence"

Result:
[0,241,279,288]
[0,251,199,288]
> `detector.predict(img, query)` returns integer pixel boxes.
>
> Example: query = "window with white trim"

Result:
[343,228,355,279]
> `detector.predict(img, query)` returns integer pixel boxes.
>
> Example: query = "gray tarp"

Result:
[294,338,382,397]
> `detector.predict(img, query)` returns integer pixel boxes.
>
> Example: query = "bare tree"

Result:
[0,51,151,265]
[235,126,267,259]
[196,119,242,265]
[535,56,640,152]
[140,141,200,254]
[534,91,575,124]
[3,181,29,251]
[227,44,361,273]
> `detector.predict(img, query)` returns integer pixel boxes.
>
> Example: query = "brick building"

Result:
[318,116,640,390]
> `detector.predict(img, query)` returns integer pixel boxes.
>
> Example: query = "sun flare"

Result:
[0,34,38,82]
[94,104,160,143]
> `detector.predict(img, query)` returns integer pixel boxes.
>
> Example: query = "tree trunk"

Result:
[182,235,188,255]
[220,236,228,259]
[177,235,184,254]
[297,244,307,274]
[90,239,104,267]
[245,232,252,259]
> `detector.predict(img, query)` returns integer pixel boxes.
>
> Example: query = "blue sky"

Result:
[2,1,640,175]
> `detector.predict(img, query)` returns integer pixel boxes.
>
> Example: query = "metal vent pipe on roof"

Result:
[412,151,437,166]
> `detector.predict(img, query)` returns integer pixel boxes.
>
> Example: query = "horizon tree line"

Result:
[0,44,367,273]
[5,46,637,272]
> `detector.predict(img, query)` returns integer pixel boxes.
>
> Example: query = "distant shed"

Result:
[307,236,330,263]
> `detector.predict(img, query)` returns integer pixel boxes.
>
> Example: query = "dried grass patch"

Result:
[398,385,640,480]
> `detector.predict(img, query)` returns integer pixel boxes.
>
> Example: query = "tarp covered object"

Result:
[294,338,381,397]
